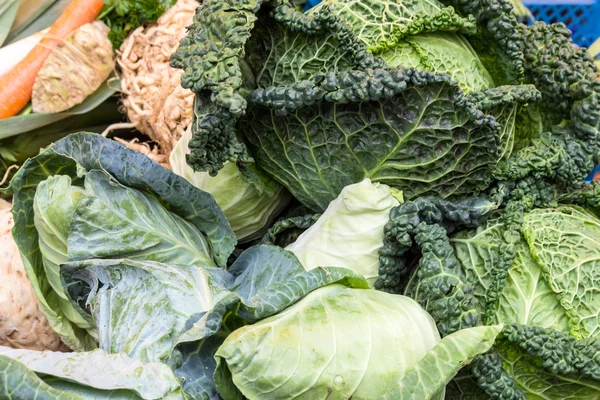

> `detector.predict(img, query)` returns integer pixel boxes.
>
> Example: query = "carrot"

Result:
[0,0,105,119]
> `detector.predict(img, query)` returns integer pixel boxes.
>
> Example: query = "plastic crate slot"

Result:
[524,1,599,48]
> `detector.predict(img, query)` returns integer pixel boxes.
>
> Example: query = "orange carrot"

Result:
[0,0,105,119]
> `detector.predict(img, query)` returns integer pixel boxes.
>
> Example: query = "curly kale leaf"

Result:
[409,222,481,335]
[501,325,600,379]
[494,22,600,194]
[171,0,384,176]
[170,0,267,174]
[559,182,600,211]
[467,85,542,162]
[376,196,496,328]
[495,326,600,399]
[377,196,497,294]
[100,0,177,49]
[377,196,525,399]
[260,213,321,247]
[439,0,525,85]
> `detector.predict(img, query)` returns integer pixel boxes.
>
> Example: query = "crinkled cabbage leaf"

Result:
[451,205,600,399]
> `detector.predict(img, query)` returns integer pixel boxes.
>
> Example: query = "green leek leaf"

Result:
[0,78,118,141]
[0,0,20,46]
[4,0,62,45]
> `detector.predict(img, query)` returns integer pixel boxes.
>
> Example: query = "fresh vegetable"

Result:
[0,0,104,119]
[443,205,600,398]
[99,0,178,49]
[116,0,195,156]
[1,0,600,398]
[286,179,403,286]
[215,285,503,400]
[2,132,501,398]
[6,132,235,351]
[171,0,595,215]
[171,126,291,242]
[507,0,532,21]
[0,93,122,184]
[32,21,114,113]
[0,347,186,399]
[0,199,66,351]
[0,29,47,77]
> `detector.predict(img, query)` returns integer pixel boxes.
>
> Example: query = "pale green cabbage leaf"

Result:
[452,205,600,399]
[170,126,290,242]
[214,284,502,400]
[0,347,185,399]
[7,133,236,352]
[286,179,402,286]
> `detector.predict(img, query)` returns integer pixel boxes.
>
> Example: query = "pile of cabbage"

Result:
[1,134,499,399]
[2,0,600,398]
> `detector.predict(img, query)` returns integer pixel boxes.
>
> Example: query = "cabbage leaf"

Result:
[287,179,402,286]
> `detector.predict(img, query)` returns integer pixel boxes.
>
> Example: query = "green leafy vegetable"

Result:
[214,284,502,399]
[286,179,402,286]
[170,126,291,242]
[172,0,598,218]
[449,205,600,398]
[99,0,177,49]
[0,347,185,399]
[5,132,236,350]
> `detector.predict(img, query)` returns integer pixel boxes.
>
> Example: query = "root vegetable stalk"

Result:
[32,21,114,114]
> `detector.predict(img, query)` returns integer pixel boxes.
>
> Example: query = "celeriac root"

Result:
[116,0,196,159]
[0,199,69,351]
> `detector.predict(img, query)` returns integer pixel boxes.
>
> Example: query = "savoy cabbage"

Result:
[171,0,597,214]
[446,205,600,399]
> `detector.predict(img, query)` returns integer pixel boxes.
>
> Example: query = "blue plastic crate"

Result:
[304,0,321,10]
[523,0,600,47]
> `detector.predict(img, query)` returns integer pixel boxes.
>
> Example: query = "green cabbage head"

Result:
[215,284,502,400]
[9,133,236,352]
[170,126,290,242]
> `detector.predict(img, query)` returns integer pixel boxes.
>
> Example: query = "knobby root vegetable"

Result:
[0,199,68,351]
[0,0,105,119]
[32,21,114,114]
[116,0,196,158]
